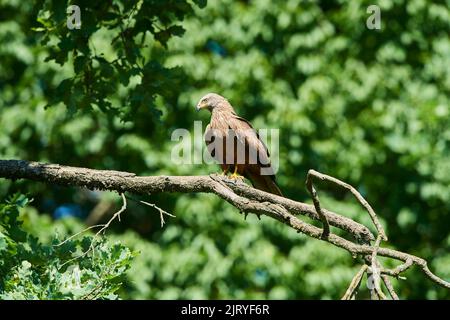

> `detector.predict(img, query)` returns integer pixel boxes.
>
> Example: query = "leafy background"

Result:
[0,0,449,299]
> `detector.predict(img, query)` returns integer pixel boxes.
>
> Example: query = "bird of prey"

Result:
[196,93,283,196]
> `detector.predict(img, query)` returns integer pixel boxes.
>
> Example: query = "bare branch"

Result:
[95,193,127,236]
[306,170,330,239]
[0,159,448,291]
[307,169,387,241]
[342,264,368,300]
[382,275,399,300]
[140,200,175,227]
[56,194,127,247]
[365,267,386,300]
[58,192,127,268]
[306,169,390,299]
[369,236,385,299]
[382,258,413,277]
[218,176,374,242]
[54,224,105,247]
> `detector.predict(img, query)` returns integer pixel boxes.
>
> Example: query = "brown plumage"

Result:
[196,93,283,196]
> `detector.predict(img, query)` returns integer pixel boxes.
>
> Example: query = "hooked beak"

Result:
[196,102,205,112]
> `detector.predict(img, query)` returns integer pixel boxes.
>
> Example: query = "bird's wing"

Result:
[227,114,281,195]
[205,114,234,165]
[205,123,224,163]
[228,114,272,170]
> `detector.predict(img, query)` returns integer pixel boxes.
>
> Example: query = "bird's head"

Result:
[196,93,227,112]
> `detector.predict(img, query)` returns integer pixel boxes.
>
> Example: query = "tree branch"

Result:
[342,264,368,300]
[382,275,399,300]
[0,159,448,291]
[306,170,330,239]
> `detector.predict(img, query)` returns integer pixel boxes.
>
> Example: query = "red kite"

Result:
[196,93,283,196]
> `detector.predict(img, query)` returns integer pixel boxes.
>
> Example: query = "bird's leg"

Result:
[219,165,229,176]
[230,166,244,180]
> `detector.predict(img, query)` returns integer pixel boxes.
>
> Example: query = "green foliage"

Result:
[0,0,449,299]
[0,194,134,299]
[32,0,206,120]
[165,0,450,298]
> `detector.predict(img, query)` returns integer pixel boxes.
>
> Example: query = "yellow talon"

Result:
[230,166,243,180]
[220,170,228,176]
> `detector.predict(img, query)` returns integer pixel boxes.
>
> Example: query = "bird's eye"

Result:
[201,98,207,103]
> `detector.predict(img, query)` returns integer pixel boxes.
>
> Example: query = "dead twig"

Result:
[342,264,368,300]
[95,193,127,236]
[140,200,175,227]
[58,193,127,268]
[382,258,413,278]
[382,275,399,300]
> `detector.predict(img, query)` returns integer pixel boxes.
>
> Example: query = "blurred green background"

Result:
[0,0,449,299]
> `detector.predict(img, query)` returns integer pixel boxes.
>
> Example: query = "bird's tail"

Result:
[248,173,283,197]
